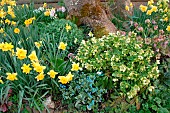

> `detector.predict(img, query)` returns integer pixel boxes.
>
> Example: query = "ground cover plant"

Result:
[0,0,170,112]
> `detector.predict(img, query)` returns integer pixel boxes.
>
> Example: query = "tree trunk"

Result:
[63,0,117,37]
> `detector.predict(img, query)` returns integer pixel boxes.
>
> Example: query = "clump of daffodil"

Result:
[125,2,133,11]
[6,72,17,81]
[58,42,67,50]
[7,6,16,18]
[0,0,16,6]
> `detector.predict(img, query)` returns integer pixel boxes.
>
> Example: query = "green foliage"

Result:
[128,0,170,57]
[76,32,159,99]
[108,0,115,6]
[59,72,107,111]
[56,0,67,19]
[127,83,170,113]
[159,58,170,87]
[57,0,65,6]
[41,19,84,52]
[0,83,11,112]
[13,3,36,24]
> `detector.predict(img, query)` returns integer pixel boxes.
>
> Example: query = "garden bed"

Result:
[0,0,170,113]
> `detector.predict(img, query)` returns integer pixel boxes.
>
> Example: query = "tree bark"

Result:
[63,0,117,37]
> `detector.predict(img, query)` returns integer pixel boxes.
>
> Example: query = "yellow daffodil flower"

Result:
[151,6,157,12]
[35,72,45,81]
[21,64,32,74]
[24,18,34,27]
[0,9,6,18]
[6,73,17,81]
[0,0,5,6]
[11,21,16,26]
[148,0,154,6]
[14,28,20,34]
[164,17,168,22]
[139,5,147,12]
[34,41,42,49]
[66,72,74,82]
[28,51,38,61]
[65,24,71,32]
[146,10,152,15]
[0,79,3,84]
[125,5,129,11]
[9,1,16,6]
[43,3,47,8]
[33,64,46,73]
[164,7,168,12]
[0,28,4,33]
[16,48,27,60]
[130,2,133,8]
[5,19,10,25]
[24,20,30,27]
[58,42,67,50]
[47,70,58,79]
[71,62,80,71]
[44,11,50,16]
[166,25,170,31]
[58,76,69,84]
